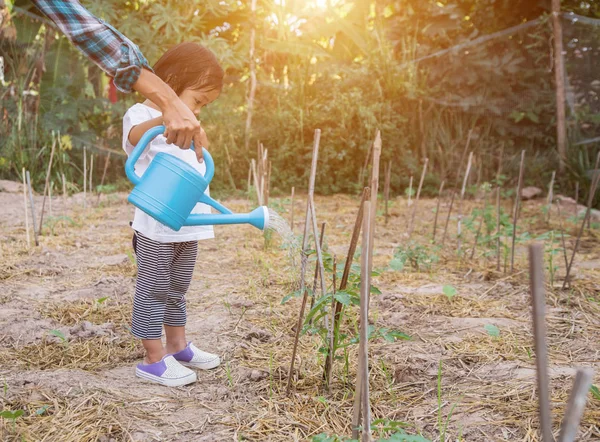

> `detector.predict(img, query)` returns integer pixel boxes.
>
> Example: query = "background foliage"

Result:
[1,0,599,201]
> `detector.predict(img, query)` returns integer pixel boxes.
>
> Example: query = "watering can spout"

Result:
[185,206,270,231]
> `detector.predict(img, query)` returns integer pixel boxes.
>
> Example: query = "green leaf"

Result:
[35,405,50,416]
[442,285,457,299]
[96,297,109,304]
[591,385,600,401]
[49,329,66,342]
[334,291,352,306]
[370,285,382,295]
[388,330,411,341]
[484,324,500,337]
[0,409,24,420]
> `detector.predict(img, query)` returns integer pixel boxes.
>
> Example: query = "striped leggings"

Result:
[131,232,198,340]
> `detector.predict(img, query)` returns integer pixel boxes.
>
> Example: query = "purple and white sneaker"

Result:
[135,355,197,387]
[172,342,221,370]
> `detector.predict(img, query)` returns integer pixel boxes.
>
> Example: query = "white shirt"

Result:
[122,103,215,243]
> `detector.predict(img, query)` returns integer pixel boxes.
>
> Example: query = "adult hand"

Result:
[133,69,204,161]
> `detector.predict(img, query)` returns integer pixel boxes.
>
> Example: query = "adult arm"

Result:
[31,0,204,156]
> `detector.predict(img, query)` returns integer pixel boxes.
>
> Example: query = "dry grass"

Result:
[1,193,599,441]
[2,337,143,371]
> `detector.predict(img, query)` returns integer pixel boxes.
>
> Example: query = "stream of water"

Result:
[266,208,301,271]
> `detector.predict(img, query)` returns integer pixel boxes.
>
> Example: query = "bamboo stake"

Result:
[83,147,87,209]
[290,187,295,232]
[546,171,556,223]
[457,152,474,251]
[352,200,372,442]
[510,150,526,273]
[38,136,57,235]
[407,175,413,209]
[367,131,381,304]
[89,153,94,196]
[563,151,600,289]
[558,367,595,442]
[324,187,370,386]
[251,159,263,206]
[555,200,570,284]
[383,161,391,226]
[495,146,504,272]
[308,222,326,317]
[309,197,328,334]
[528,243,553,442]
[286,129,321,395]
[22,168,31,248]
[325,254,337,388]
[496,186,502,272]
[441,191,456,246]
[432,180,445,242]
[26,171,39,247]
[96,151,111,206]
[408,158,428,237]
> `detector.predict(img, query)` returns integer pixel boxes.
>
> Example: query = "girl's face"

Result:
[179,88,221,117]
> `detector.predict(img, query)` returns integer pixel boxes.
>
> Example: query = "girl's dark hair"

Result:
[153,42,224,95]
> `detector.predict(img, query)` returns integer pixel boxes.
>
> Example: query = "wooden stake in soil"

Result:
[383,161,391,225]
[528,243,553,442]
[286,129,321,395]
[352,199,372,442]
[290,187,295,232]
[308,222,326,317]
[555,200,571,282]
[496,186,502,272]
[546,171,556,223]
[562,151,600,289]
[251,159,263,206]
[308,197,328,334]
[408,158,428,237]
[432,180,445,242]
[26,171,39,247]
[83,147,87,209]
[89,153,94,196]
[367,131,382,304]
[22,167,31,248]
[510,150,526,273]
[441,191,456,246]
[38,136,57,235]
[457,152,473,251]
[96,151,111,206]
[323,187,370,386]
[557,367,595,442]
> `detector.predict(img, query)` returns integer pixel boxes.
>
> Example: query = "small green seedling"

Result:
[96,297,109,305]
[35,405,50,416]
[48,329,68,346]
[484,324,500,337]
[442,285,457,300]
[591,385,600,401]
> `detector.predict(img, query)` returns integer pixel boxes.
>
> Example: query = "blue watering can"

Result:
[125,125,269,231]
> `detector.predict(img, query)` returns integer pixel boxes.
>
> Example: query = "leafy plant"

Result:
[484,324,501,337]
[390,243,439,272]
[442,285,457,300]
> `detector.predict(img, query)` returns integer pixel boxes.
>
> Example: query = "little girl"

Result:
[123,42,224,387]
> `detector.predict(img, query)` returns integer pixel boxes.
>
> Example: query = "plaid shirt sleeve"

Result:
[32,0,152,93]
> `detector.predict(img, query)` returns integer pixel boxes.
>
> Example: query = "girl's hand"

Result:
[195,127,210,163]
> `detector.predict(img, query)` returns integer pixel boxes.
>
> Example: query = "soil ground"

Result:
[0,185,599,441]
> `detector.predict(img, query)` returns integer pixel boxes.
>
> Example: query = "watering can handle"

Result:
[125,125,215,186]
